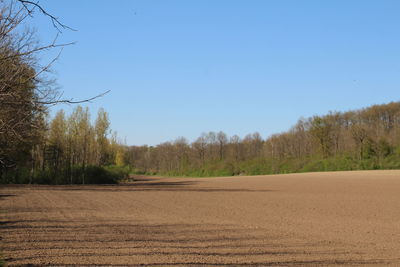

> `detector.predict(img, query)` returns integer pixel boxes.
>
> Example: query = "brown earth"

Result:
[1,170,400,266]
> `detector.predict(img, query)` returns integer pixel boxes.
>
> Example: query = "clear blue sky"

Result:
[32,0,400,146]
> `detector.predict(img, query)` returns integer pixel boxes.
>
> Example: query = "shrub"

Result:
[0,165,130,185]
[104,165,130,180]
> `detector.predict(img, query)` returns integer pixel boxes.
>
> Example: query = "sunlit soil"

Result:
[1,170,400,266]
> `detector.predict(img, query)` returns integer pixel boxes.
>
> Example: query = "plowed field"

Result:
[1,170,400,266]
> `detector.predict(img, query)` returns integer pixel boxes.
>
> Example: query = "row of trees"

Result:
[1,105,129,184]
[129,102,400,176]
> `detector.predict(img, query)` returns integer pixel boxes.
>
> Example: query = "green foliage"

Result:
[128,101,400,178]
[131,168,148,175]
[300,155,355,173]
[309,116,333,158]
[378,139,392,158]
[104,165,130,180]
[379,152,400,169]
[115,150,126,166]
[0,165,129,185]
[144,150,400,178]
[1,168,28,184]
[239,159,271,175]
[81,166,120,184]
[361,138,377,159]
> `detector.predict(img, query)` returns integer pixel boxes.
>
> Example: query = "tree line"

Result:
[1,106,129,184]
[129,101,400,177]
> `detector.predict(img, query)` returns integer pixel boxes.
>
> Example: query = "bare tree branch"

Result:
[17,0,76,32]
[0,40,75,61]
[39,90,111,105]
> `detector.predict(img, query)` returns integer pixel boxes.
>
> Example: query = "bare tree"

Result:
[217,131,228,160]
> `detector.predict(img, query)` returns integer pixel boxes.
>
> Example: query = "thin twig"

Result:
[17,0,76,32]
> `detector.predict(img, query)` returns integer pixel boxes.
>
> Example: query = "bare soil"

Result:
[1,170,400,266]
